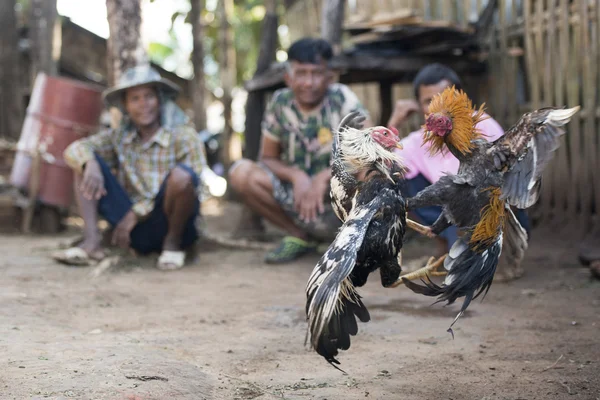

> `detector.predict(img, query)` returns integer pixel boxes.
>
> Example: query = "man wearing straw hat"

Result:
[54,64,207,270]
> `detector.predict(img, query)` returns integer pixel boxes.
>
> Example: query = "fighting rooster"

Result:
[305,111,434,369]
[401,86,580,331]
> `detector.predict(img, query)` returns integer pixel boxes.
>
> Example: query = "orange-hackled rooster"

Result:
[402,86,580,333]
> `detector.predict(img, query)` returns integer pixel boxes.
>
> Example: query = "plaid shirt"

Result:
[64,125,205,218]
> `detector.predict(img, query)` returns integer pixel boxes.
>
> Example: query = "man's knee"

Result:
[167,165,197,193]
[228,159,258,193]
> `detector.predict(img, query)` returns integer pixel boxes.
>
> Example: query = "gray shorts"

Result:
[257,162,342,242]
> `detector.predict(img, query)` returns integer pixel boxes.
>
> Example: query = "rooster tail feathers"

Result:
[306,277,370,366]
[305,203,378,365]
[403,234,503,324]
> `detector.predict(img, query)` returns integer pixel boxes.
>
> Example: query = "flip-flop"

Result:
[52,247,105,267]
[157,250,186,271]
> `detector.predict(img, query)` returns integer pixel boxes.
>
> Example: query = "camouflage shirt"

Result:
[261,83,369,176]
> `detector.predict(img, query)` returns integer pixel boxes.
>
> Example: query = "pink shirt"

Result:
[394,113,505,183]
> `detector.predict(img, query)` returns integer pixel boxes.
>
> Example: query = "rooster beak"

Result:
[395,143,403,150]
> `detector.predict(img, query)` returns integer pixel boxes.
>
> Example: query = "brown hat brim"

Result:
[102,78,180,108]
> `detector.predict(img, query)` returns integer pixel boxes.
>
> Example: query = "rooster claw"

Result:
[388,254,447,288]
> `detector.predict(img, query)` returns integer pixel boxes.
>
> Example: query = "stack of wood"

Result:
[344,8,478,57]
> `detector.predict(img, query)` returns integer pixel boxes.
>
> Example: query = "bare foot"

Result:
[79,236,105,260]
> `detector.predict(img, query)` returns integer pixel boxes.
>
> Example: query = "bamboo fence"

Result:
[284,0,598,231]
[485,0,598,230]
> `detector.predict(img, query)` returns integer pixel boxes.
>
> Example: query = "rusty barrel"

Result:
[10,73,104,208]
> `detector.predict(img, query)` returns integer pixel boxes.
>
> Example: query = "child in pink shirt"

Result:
[389,64,530,254]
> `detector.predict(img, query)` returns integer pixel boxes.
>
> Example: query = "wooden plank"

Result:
[442,0,452,21]
[523,0,540,109]
[580,0,597,228]
[498,0,508,125]
[551,0,570,218]
[559,0,577,218]
[566,0,583,224]
[595,0,600,217]
[487,9,499,118]
[533,0,555,220]
[379,80,393,126]
[543,0,561,219]
[368,8,416,26]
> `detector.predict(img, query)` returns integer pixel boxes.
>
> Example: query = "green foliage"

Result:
[147,0,279,93]
[148,42,175,61]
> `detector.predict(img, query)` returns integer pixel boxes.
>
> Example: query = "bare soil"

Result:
[1,201,599,400]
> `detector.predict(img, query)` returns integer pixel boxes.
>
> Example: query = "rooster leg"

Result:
[406,219,436,238]
[388,254,447,288]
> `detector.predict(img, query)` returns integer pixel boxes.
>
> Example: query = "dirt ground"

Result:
[1,200,599,400]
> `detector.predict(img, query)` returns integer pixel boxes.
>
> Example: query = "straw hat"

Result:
[102,64,180,108]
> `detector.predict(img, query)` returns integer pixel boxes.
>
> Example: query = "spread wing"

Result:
[330,111,366,221]
[487,106,580,208]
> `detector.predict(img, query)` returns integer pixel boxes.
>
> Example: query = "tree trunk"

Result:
[217,0,236,170]
[0,0,24,140]
[190,0,207,131]
[320,0,345,54]
[29,0,58,80]
[243,0,278,161]
[233,0,279,232]
[105,0,148,87]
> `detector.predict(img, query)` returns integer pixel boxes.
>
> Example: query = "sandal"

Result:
[264,236,317,264]
[52,247,105,267]
[157,250,186,270]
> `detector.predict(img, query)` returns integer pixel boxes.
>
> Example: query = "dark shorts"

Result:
[95,153,201,255]
[257,162,342,242]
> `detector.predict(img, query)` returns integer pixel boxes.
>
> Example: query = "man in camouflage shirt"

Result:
[229,38,371,264]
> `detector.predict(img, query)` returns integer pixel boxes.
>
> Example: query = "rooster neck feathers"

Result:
[423,86,488,157]
[338,126,403,182]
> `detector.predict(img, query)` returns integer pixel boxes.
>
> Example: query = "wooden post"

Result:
[190,0,207,131]
[0,0,24,140]
[243,0,278,161]
[321,0,346,54]
[217,0,237,176]
[379,80,393,126]
[29,0,58,80]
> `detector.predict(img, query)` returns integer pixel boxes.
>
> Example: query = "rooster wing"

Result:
[487,106,580,208]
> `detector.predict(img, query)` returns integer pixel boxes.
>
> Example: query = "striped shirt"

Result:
[64,125,205,218]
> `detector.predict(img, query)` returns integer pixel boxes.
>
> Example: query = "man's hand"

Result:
[80,159,106,201]
[295,171,329,223]
[111,210,137,249]
[292,171,312,214]
[387,99,420,128]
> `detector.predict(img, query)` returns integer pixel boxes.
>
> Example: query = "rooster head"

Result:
[339,125,404,180]
[422,86,488,156]
[370,126,403,152]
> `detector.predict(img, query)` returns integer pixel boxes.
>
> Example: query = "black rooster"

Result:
[401,87,580,332]
[305,111,434,369]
